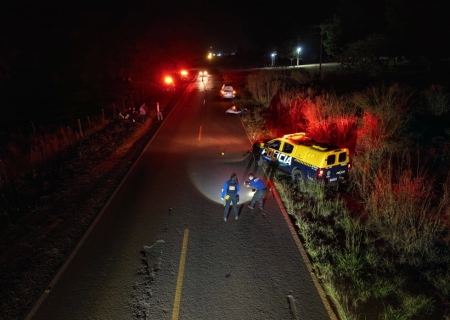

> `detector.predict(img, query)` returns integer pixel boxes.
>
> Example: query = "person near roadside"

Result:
[139,103,148,123]
[157,102,163,120]
[221,173,240,221]
[127,106,135,123]
[245,173,267,210]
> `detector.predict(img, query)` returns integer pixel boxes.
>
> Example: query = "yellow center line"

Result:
[198,126,202,140]
[172,228,189,320]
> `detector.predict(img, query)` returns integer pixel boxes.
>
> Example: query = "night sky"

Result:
[1,0,449,129]
[0,0,336,120]
[0,0,337,62]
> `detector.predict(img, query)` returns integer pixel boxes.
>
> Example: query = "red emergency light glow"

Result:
[164,76,173,84]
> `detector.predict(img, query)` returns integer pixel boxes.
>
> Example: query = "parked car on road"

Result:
[220,84,235,99]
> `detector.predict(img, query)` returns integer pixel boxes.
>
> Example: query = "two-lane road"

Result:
[27,72,333,320]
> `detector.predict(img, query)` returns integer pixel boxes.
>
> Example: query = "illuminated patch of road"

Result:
[172,228,189,320]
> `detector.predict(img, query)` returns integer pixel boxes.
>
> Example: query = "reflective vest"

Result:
[227,180,238,195]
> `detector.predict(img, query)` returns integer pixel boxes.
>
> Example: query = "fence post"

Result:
[78,119,84,138]
[69,126,73,143]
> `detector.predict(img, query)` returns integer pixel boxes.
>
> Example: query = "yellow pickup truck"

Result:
[253,133,351,187]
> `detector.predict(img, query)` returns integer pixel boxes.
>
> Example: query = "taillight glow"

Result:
[317,169,324,179]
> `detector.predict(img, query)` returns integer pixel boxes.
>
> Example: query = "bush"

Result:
[423,84,450,116]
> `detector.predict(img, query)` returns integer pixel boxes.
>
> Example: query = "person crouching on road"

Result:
[221,173,240,222]
[245,173,267,210]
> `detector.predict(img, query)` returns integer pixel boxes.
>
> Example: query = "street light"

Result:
[271,53,277,67]
[296,47,301,66]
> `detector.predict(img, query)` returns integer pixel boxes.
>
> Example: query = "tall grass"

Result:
[305,92,358,147]
[274,172,441,319]
[247,69,314,107]
[362,161,449,266]
[422,84,450,116]
[0,118,108,188]
[247,70,284,106]
[257,74,450,318]
[255,84,359,146]
[351,83,412,154]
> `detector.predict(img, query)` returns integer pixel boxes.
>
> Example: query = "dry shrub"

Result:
[352,83,412,155]
[363,161,448,266]
[264,89,358,147]
[0,119,105,188]
[303,92,358,146]
[247,69,313,107]
[265,92,311,136]
[289,68,314,85]
[349,150,386,199]
[423,84,450,116]
[247,71,283,106]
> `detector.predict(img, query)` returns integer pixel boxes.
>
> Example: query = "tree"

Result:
[321,15,343,58]
[339,34,390,75]
[278,39,302,66]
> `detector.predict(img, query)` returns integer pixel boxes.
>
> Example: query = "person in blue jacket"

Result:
[245,173,267,210]
[221,173,240,221]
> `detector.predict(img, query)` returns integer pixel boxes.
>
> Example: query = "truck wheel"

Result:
[292,169,305,186]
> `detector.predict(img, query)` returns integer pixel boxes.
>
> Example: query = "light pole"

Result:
[271,53,277,67]
[296,47,301,66]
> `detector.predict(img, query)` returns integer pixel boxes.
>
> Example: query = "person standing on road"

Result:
[221,173,240,221]
[139,103,148,123]
[245,173,267,210]
[156,102,163,120]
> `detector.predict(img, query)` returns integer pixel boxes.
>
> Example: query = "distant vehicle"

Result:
[253,132,351,188]
[179,69,190,82]
[199,70,208,77]
[161,76,176,91]
[220,84,235,99]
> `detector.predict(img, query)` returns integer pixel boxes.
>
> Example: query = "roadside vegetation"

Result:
[0,99,165,319]
[236,67,450,319]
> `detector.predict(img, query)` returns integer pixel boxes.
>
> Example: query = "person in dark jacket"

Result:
[245,173,267,210]
[126,106,136,123]
[221,173,240,221]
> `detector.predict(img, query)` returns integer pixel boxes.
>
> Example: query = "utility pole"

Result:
[319,29,323,76]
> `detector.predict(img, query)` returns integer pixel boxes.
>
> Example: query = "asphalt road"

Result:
[26,73,332,320]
